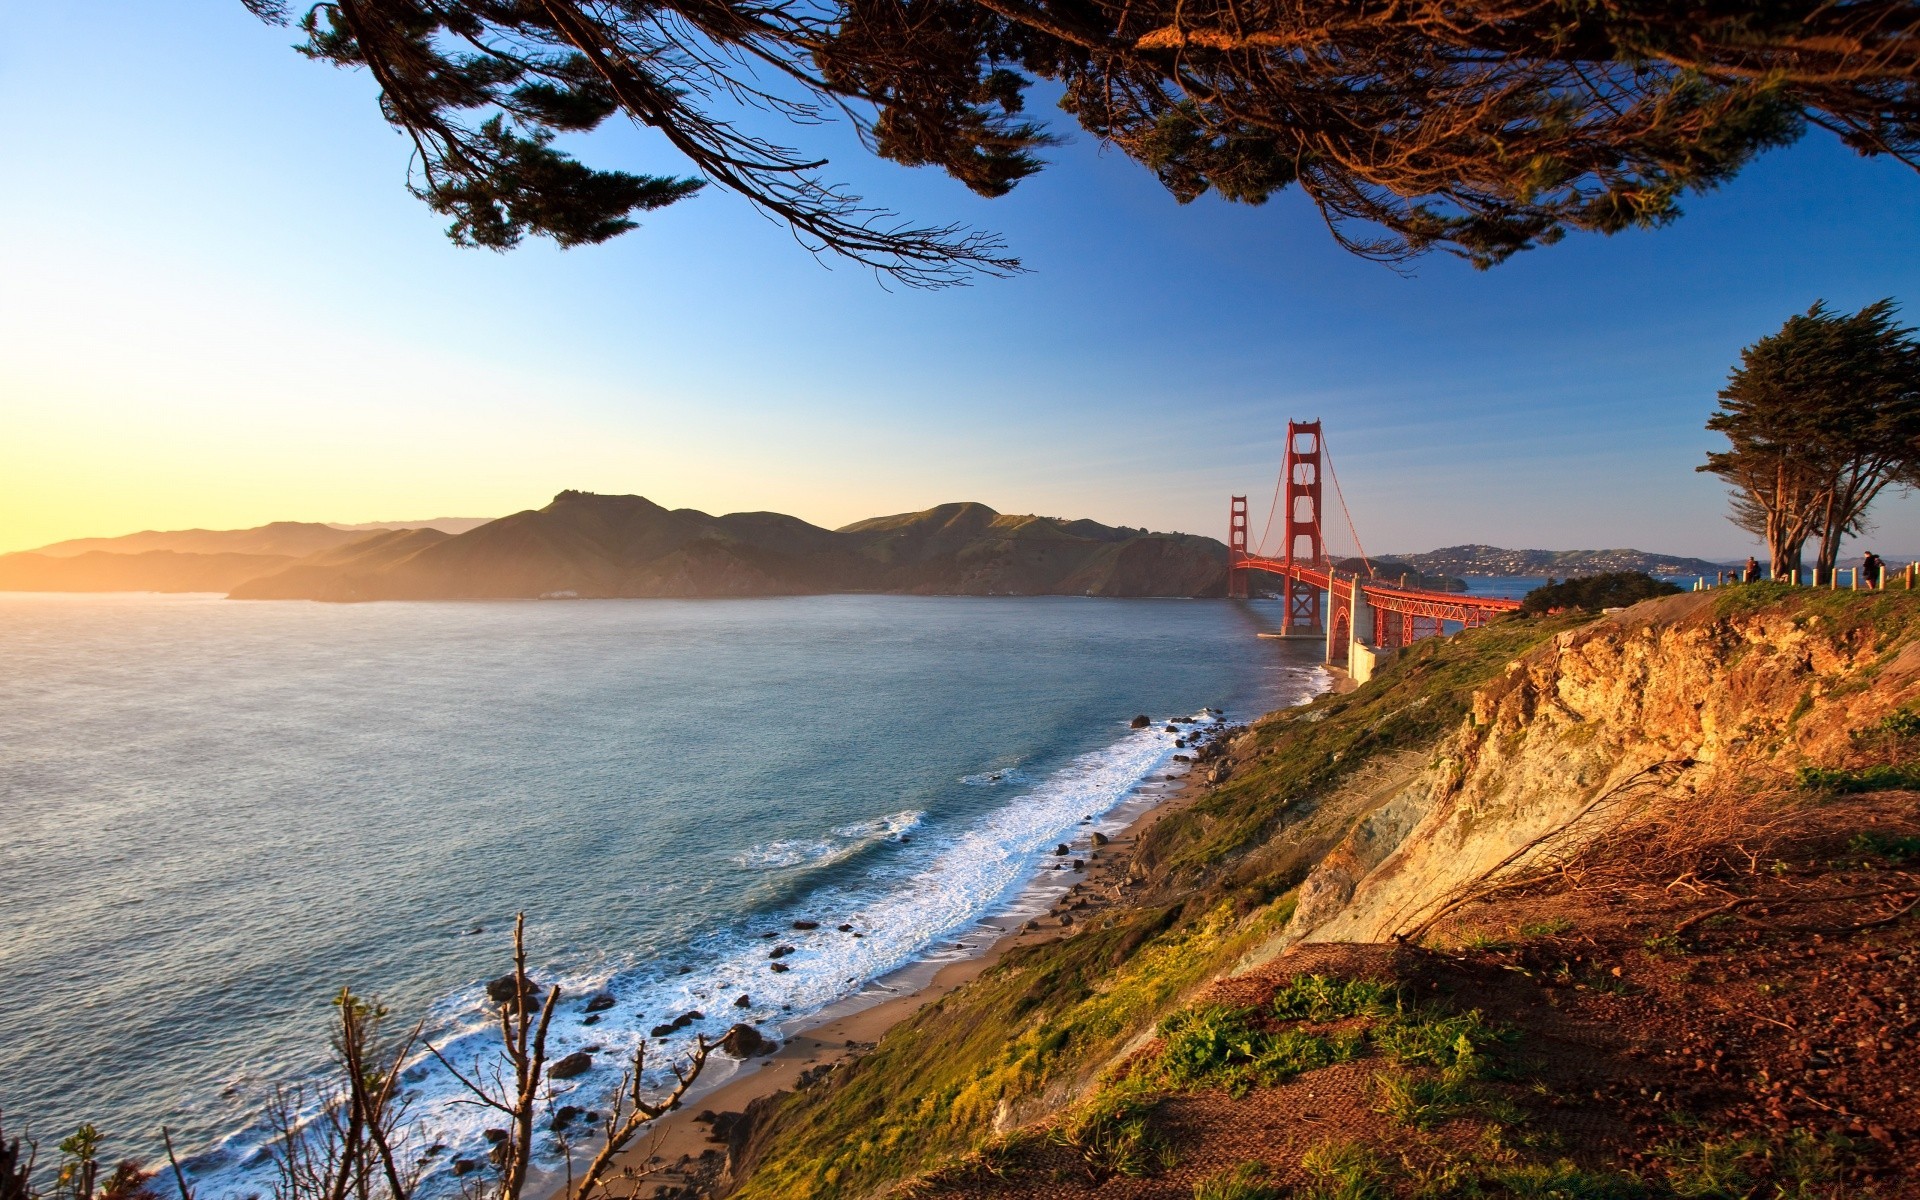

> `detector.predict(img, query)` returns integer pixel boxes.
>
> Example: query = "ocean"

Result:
[0,592,1324,1193]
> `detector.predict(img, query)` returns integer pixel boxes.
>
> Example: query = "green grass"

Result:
[1157,1005,1365,1096]
[1651,1129,1855,1200]
[1048,1078,1171,1180]
[1269,973,1399,1021]
[1847,830,1920,861]
[1797,763,1920,793]
[1300,1140,1393,1200]
[1516,916,1574,939]
[1193,1161,1285,1200]
[731,893,1298,1198]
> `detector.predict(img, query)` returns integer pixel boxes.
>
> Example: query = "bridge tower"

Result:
[1282,420,1325,634]
[1227,495,1250,599]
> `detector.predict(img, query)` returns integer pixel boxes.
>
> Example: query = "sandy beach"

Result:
[585,724,1245,1199]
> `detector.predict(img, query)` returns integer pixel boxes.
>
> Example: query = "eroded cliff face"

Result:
[1284,590,1920,946]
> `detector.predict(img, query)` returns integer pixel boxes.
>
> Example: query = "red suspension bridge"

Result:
[1230,421,1520,672]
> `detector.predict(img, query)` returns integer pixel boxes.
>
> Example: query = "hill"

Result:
[28,521,374,559]
[1395,543,1727,577]
[4,493,1228,600]
[1331,555,1466,592]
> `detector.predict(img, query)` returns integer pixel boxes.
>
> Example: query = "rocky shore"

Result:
[579,712,1259,1200]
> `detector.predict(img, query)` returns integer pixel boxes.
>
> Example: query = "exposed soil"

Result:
[911,792,1920,1198]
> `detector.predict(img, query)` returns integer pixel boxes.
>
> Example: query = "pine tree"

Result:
[1701,300,1920,581]
[248,1,1920,282]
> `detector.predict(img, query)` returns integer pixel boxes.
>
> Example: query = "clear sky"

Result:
[4,5,1920,560]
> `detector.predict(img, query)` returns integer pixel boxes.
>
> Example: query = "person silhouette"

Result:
[1862,551,1884,589]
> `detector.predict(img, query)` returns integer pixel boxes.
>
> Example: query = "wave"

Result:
[188,712,1234,1198]
[733,809,923,870]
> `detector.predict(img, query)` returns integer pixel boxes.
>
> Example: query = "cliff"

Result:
[721,586,1920,1198]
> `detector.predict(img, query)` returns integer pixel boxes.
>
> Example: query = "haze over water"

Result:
[0,592,1322,1192]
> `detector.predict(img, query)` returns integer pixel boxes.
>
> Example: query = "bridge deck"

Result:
[1230,553,1522,623]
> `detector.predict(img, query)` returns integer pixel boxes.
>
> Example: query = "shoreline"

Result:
[581,720,1256,1200]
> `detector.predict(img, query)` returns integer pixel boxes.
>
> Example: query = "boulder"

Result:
[1091,832,1110,846]
[650,1023,676,1038]
[791,920,819,930]
[734,993,751,1008]
[482,1129,508,1145]
[549,1051,593,1080]
[1130,714,1151,728]
[770,962,790,973]
[1053,844,1068,856]
[550,1105,583,1131]
[769,945,796,959]
[584,993,616,1013]
[836,924,854,932]
[485,973,541,1008]
[720,1023,775,1058]
[451,1161,476,1177]
[582,1014,601,1027]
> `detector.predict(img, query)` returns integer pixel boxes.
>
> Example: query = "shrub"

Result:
[1796,763,1920,793]
[1520,572,1681,616]
[1156,1005,1361,1096]
[1268,974,1398,1021]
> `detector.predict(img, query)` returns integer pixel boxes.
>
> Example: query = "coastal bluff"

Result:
[709,586,1920,1198]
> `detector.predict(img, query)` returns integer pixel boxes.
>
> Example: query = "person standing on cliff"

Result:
[1863,551,1885,588]
[1743,556,1760,584]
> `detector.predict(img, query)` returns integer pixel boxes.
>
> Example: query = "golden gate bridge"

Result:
[1230,421,1520,674]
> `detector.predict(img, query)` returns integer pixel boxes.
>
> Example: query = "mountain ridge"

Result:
[1,492,1231,600]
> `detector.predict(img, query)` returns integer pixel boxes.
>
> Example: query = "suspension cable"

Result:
[1320,433,1373,577]
[1255,455,1286,558]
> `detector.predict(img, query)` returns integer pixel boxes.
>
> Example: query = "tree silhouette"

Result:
[249,0,1920,282]
[1702,299,1920,581]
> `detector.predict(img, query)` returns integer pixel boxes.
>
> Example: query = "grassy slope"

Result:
[732,613,1589,1199]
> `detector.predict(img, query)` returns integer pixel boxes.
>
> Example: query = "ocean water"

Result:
[0,592,1323,1192]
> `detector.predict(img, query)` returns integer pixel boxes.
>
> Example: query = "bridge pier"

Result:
[1327,574,1381,672]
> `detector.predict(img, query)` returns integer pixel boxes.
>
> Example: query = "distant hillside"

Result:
[1394,544,1726,578]
[29,521,371,559]
[28,517,494,559]
[326,517,495,535]
[0,550,295,593]
[1331,556,1467,593]
[4,493,1227,601]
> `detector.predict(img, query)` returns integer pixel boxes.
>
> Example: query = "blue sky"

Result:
[4,4,1919,559]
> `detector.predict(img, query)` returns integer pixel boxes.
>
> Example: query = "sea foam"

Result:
[189,713,1215,1198]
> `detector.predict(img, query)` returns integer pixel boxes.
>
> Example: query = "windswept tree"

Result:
[245,0,1920,283]
[1701,299,1920,580]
